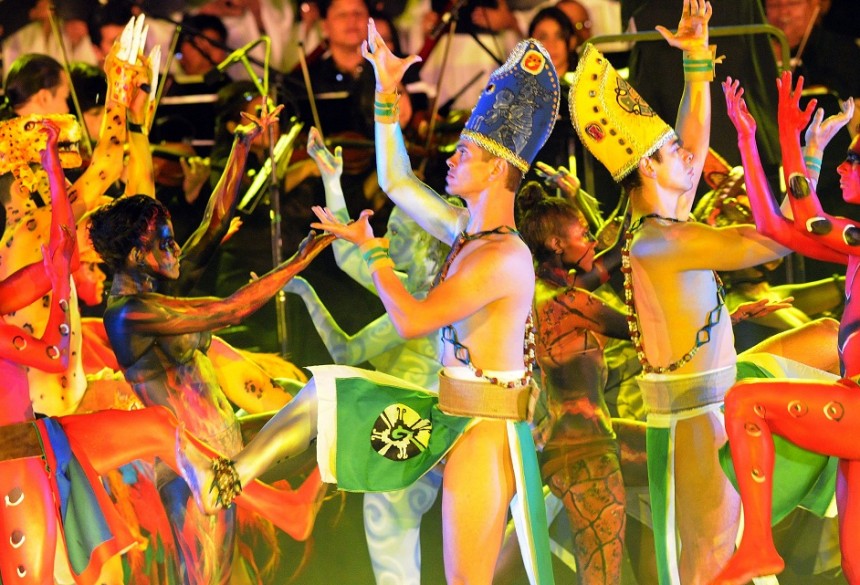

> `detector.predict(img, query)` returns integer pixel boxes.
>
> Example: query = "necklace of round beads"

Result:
[621,214,726,374]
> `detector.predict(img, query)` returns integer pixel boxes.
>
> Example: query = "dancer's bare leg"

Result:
[675,412,740,584]
[712,376,860,584]
[0,460,59,584]
[442,420,515,584]
[549,452,626,582]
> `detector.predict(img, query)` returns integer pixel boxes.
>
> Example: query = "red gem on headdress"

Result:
[585,123,604,141]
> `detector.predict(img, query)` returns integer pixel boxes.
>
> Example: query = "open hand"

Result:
[235,101,285,143]
[310,206,375,245]
[730,296,794,324]
[805,95,855,154]
[777,71,817,138]
[307,127,343,183]
[656,0,712,52]
[362,18,422,93]
[723,77,756,138]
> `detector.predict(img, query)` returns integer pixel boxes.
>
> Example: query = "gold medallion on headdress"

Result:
[569,44,673,181]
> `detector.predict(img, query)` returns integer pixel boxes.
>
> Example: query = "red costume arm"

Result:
[774,73,860,256]
[723,78,845,265]
[776,72,827,220]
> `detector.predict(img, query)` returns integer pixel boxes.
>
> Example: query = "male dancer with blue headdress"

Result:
[178,18,561,585]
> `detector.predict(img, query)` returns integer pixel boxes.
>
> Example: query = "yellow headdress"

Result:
[569,44,673,181]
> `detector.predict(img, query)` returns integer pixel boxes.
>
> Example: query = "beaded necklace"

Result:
[435,226,537,388]
[621,214,726,374]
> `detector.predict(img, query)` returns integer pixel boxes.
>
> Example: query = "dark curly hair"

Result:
[89,195,171,272]
[516,180,587,263]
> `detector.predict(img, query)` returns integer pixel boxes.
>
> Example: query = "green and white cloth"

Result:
[310,365,555,583]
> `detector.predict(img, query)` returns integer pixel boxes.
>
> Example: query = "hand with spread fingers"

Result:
[362,18,422,93]
[656,0,712,51]
[234,102,284,144]
[311,205,375,246]
[307,127,343,185]
[804,94,855,157]
[723,77,757,139]
[777,72,817,139]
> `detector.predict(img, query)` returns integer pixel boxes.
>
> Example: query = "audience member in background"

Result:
[175,13,230,80]
[87,0,136,65]
[555,0,592,48]
[420,0,524,111]
[525,6,621,221]
[2,54,70,119]
[2,0,97,76]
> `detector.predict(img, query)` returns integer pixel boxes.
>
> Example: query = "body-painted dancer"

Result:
[90,104,331,585]
[0,119,309,585]
[286,127,450,585]
[715,72,859,584]
[516,181,647,583]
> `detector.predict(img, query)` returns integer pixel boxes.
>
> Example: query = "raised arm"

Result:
[166,104,284,295]
[723,77,845,265]
[658,0,713,210]
[776,72,827,220]
[0,122,76,371]
[363,18,469,244]
[68,17,150,218]
[284,275,404,364]
[775,73,860,254]
[0,121,81,313]
[115,230,333,337]
[307,127,408,293]
[802,90,854,185]
[124,46,161,198]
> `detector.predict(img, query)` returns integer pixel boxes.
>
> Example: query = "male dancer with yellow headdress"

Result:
[568,1,808,582]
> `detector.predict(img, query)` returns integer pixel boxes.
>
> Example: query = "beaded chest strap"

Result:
[434,226,537,388]
[621,214,725,374]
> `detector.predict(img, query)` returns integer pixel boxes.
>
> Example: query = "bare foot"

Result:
[175,427,221,514]
[710,548,784,585]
